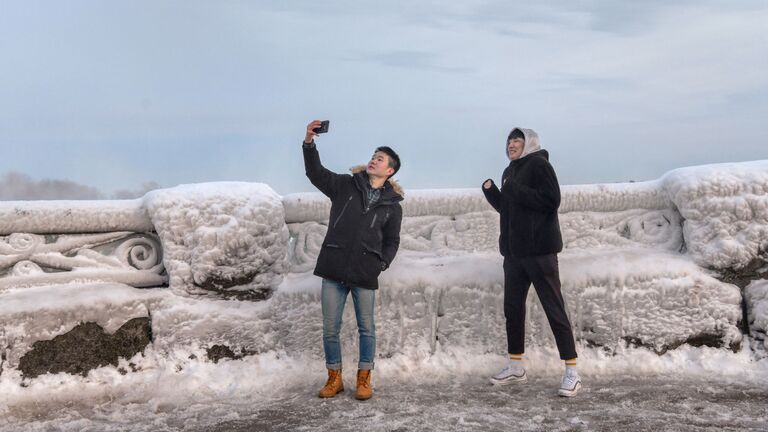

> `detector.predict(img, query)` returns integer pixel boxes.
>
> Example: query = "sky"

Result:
[1,1,767,198]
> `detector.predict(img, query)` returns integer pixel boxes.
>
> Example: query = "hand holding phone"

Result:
[313,120,330,134]
[305,120,329,143]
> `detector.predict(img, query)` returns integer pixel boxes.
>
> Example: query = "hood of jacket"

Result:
[507,127,542,160]
[350,165,404,198]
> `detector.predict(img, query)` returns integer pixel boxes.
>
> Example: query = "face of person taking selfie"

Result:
[366,151,395,184]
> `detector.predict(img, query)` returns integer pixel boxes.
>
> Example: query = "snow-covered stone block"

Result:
[662,161,768,269]
[561,249,742,353]
[147,289,277,357]
[145,183,289,300]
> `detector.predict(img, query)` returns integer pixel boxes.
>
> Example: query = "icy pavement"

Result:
[5,374,767,431]
[204,376,768,432]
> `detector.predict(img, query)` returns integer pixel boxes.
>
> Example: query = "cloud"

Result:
[357,50,473,73]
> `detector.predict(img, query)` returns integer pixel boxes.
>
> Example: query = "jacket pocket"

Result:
[357,245,384,282]
[315,243,347,280]
[362,244,383,260]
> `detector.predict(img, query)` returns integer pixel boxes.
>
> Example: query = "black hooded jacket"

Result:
[482,130,563,257]
[304,143,403,289]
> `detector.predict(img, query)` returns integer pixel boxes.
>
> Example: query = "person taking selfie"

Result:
[302,119,403,401]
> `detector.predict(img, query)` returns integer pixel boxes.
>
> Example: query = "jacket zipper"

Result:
[333,195,353,229]
[369,213,378,228]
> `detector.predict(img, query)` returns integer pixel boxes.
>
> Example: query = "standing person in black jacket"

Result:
[482,127,581,397]
[302,120,403,401]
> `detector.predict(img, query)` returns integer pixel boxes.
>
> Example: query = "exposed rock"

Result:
[195,272,274,301]
[206,345,256,363]
[714,257,768,334]
[206,345,237,364]
[18,317,152,379]
[715,258,768,289]
[623,332,740,355]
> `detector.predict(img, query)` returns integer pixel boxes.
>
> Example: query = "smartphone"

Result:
[313,120,330,134]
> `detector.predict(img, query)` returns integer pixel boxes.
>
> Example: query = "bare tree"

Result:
[0,172,104,200]
[111,181,162,199]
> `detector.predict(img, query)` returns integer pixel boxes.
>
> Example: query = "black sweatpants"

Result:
[503,254,577,360]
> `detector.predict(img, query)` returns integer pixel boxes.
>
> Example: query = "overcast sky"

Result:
[1,1,767,198]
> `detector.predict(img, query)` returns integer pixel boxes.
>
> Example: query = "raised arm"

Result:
[302,120,343,198]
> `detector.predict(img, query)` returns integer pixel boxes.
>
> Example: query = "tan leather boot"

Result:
[355,369,373,400]
[318,368,344,398]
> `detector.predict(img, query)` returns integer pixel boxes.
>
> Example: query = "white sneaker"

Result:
[558,370,582,397]
[489,362,527,385]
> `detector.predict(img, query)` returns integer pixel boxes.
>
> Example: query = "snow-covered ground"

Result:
[2,338,768,431]
[1,160,767,431]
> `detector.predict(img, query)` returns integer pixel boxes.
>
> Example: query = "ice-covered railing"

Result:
[283,180,671,223]
[282,161,768,356]
[283,178,683,270]
[0,183,289,299]
[0,160,766,375]
[0,199,152,234]
[0,199,165,291]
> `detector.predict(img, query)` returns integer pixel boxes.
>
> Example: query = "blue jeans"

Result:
[321,278,376,370]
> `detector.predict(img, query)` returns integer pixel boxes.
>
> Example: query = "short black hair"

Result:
[375,146,401,177]
[508,129,525,141]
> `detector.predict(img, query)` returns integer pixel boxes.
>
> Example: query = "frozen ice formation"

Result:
[0,160,766,379]
[145,182,289,299]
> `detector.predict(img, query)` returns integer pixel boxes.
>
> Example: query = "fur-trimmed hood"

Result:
[350,165,404,197]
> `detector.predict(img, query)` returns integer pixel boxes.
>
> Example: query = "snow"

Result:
[0,199,151,235]
[1,336,767,431]
[559,249,742,351]
[144,182,289,296]
[662,160,768,269]
[0,160,767,430]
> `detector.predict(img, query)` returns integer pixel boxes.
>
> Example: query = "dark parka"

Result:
[304,143,403,289]
[482,128,563,257]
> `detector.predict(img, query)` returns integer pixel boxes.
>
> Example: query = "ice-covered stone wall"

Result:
[281,160,767,357]
[0,161,766,379]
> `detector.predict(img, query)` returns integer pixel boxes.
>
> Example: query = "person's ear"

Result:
[386,167,395,177]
